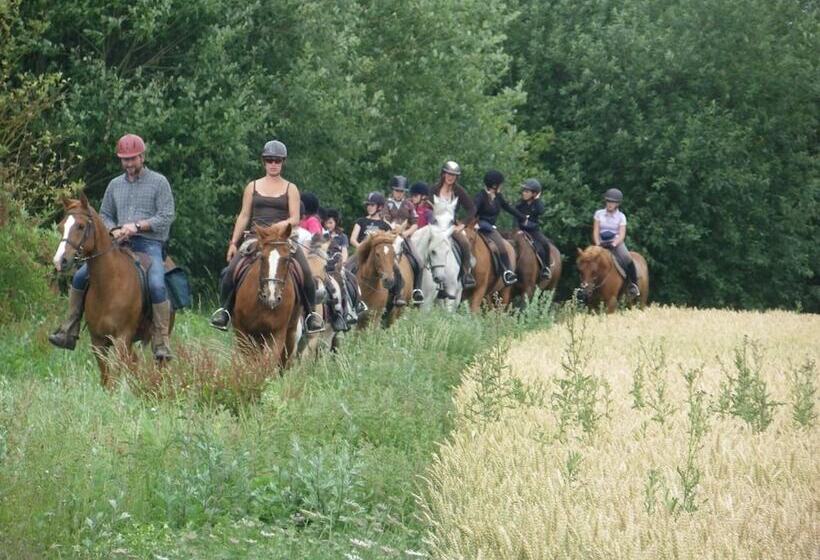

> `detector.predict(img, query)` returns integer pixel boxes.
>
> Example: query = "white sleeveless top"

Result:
[594,208,627,235]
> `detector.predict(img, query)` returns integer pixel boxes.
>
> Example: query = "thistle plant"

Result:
[788,358,817,429]
[630,340,675,426]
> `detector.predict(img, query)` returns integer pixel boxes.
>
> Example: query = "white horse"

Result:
[410,196,462,311]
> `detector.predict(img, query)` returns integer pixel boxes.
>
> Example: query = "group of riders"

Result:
[48,134,642,361]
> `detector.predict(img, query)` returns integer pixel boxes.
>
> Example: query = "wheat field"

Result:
[421,306,819,559]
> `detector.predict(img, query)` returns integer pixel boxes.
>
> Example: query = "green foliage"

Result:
[716,336,782,432]
[507,0,819,309]
[630,340,675,426]
[788,358,817,429]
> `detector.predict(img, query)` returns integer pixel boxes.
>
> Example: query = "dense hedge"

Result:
[2,0,817,310]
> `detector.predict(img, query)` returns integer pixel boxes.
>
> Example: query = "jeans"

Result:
[72,236,167,303]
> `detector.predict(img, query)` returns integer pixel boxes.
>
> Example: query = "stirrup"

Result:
[540,266,552,280]
[462,272,476,289]
[411,289,425,305]
[209,308,231,331]
[628,283,641,297]
[502,270,518,286]
[305,312,325,334]
[356,301,368,315]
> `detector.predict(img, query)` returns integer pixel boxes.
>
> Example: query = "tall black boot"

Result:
[626,262,640,297]
[391,264,406,307]
[499,251,517,286]
[209,269,235,330]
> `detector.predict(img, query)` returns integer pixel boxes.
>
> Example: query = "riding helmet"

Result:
[441,160,462,176]
[301,192,319,215]
[116,134,146,158]
[604,188,623,203]
[520,178,542,194]
[261,140,287,159]
[388,175,408,191]
[364,191,386,206]
[484,169,505,189]
[409,181,430,197]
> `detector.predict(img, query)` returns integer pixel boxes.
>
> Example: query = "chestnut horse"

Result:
[233,222,302,368]
[462,225,515,312]
[511,232,562,304]
[354,232,398,328]
[52,195,174,388]
[576,245,649,313]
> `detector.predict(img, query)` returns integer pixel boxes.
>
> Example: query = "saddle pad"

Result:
[478,231,505,279]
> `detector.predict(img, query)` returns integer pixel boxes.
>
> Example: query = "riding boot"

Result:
[151,301,174,361]
[326,282,350,332]
[295,247,325,333]
[392,264,406,307]
[209,271,235,330]
[499,252,518,286]
[626,262,641,297]
[48,287,85,350]
[538,247,552,280]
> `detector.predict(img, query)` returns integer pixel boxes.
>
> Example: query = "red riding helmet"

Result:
[116,134,146,158]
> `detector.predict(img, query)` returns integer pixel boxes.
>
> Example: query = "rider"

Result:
[350,191,407,307]
[593,187,640,297]
[409,182,434,228]
[430,161,477,288]
[514,179,553,280]
[322,208,366,323]
[49,134,175,360]
[384,175,424,305]
[299,192,323,236]
[209,140,324,333]
[473,169,519,286]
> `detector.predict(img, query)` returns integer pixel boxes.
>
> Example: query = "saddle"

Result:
[232,237,305,298]
[518,230,546,270]
[477,230,506,279]
[120,246,180,317]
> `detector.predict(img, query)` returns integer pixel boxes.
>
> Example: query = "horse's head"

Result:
[576,246,608,301]
[428,224,455,285]
[432,195,457,227]
[255,222,293,309]
[53,194,98,272]
[358,232,397,290]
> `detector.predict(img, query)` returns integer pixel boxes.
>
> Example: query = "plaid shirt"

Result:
[100,167,175,242]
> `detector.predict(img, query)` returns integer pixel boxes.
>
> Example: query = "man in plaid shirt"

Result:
[49,134,176,360]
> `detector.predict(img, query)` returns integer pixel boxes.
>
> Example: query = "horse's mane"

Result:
[356,231,394,265]
[578,245,610,266]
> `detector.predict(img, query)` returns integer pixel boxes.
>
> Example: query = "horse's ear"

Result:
[577,247,583,256]
[79,193,90,208]
[61,197,72,209]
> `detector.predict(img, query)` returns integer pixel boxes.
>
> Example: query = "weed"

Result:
[643,468,662,515]
[551,304,611,441]
[630,340,675,426]
[788,358,817,429]
[562,450,583,486]
[715,336,782,432]
[669,367,709,514]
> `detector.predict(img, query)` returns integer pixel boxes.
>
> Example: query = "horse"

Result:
[52,195,175,388]
[510,231,562,305]
[232,222,303,368]
[576,245,649,313]
[301,231,347,354]
[462,222,516,312]
[409,196,462,312]
[353,231,399,328]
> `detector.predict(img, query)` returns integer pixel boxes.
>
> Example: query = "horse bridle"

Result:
[60,211,116,263]
[579,257,616,294]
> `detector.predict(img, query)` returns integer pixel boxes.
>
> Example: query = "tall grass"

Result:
[0,302,549,559]
[421,306,819,559]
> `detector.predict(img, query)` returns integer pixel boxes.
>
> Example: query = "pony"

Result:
[576,245,649,313]
[510,231,562,305]
[232,222,303,368]
[353,231,399,328]
[51,195,174,388]
[302,231,347,354]
[462,222,516,313]
[409,196,462,312]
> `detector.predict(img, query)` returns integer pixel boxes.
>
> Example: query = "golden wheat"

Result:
[421,306,819,559]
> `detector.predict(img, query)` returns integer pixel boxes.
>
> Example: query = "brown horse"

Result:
[510,231,562,305]
[576,245,649,313]
[302,232,346,354]
[233,222,302,368]
[354,232,398,328]
[462,226,515,312]
[52,195,174,388]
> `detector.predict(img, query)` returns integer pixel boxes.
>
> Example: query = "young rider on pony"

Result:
[49,133,176,360]
[430,161,477,288]
[322,208,366,323]
[350,191,407,307]
[209,140,324,333]
[592,188,640,297]
[383,175,425,305]
[409,182,434,228]
[473,169,519,286]
[514,179,553,280]
[299,192,323,236]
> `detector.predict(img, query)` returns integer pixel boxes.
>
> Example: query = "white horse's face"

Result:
[432,195,457,227]
[428,225,456,286]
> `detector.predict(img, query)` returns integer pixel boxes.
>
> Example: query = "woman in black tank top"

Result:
[210,140,325,333]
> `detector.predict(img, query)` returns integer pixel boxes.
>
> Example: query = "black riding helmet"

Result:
[301,192,320,215]
[484,169,505,189]
[520,178,542,194]
[322,207,341,223]
[409,181,430,197]
[389,175,408,191]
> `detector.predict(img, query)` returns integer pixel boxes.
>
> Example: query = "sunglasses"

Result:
[263,157,284,164]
